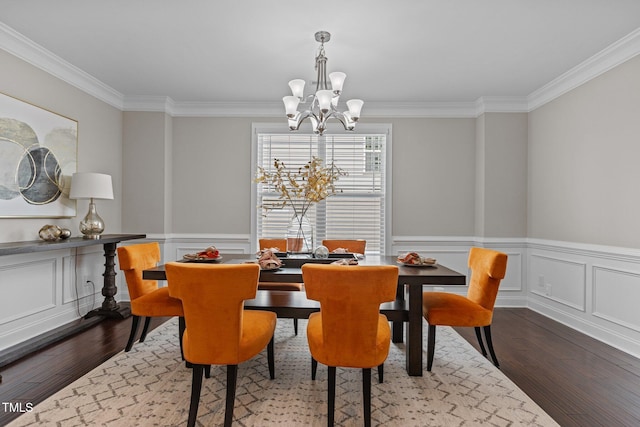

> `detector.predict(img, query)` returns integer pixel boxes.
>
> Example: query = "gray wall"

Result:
[0,50,123,242]
[528,55,640,248]
[3,46,638,252]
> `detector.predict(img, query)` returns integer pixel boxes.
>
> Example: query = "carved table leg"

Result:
[84,242,131,320]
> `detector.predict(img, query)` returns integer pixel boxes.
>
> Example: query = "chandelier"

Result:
[282,31,363,135]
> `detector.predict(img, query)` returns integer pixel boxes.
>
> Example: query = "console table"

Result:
[0,234,145,382]
[0,233,146,319]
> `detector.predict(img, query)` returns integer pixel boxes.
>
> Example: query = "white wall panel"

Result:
[500,251,523,292]
[0,259,56,324]
[593,265,640,332]
[530,253,586,311]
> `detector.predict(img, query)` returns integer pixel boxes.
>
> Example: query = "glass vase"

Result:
[286,213,313,254]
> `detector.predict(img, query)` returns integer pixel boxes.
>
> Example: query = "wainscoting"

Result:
[527,238,640,358]
[2,235,639,364]
[0,246,105,358]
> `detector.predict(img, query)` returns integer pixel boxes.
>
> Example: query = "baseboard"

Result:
[0,315,104,367]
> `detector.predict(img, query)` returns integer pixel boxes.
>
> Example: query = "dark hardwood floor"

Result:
[454,309,640,427]
[1,308,639,426]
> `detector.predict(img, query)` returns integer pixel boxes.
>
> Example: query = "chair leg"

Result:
[268,335,275,379]
[377,363,384,384]
[225,365,239,427]
[139,316,152,343]
[312,357,318,380]
[204,365,211,378]
[178,317,186,361]
[474,326,488,357]
[362,368,372,427]
[427,324,436,371]
[125,315,141,352]
[328,366,336,427]
[187,364,204,427]
[483,325,500,368]
[293,318,298,335]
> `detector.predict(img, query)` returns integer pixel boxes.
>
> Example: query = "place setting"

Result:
[397,251,437,267]
[181,246,223,263]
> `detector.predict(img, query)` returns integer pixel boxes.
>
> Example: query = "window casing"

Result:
[251,124,391,255]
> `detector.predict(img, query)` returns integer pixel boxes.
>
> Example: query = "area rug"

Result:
[8,318,559,426]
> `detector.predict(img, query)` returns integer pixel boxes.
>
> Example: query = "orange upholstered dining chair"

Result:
[302,264,398,427]
[321,239,366,254]
[258,238,302,334]
[165,262,276,427]
[117,242,184,353]
[422,247,508,371]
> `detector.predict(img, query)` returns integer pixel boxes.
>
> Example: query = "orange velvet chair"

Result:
[259,238,303,334]
[302,264,398,427]
[165,262,276,427]
[117,242,184,353]
[258,238,287,253]
[321,239,366,254]
[422,247,508,371]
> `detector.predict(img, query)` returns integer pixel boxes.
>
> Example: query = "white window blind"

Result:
[255,131,387,255]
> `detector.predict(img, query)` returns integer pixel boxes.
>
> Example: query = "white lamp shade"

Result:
[288,79,306,99]
[329,72,346,93]
[346,99,364,119]
[316,90,333,112]
[69,173,114,200]
[343,112,355,130]
[283,96,300,117]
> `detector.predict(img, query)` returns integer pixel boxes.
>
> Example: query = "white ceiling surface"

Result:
[1,0,640,114]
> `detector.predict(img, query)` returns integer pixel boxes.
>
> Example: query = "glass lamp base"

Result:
[79,199,105,239]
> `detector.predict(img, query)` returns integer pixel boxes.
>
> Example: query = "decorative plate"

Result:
[183,254,223,263]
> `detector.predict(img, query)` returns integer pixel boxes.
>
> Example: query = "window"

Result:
[251,124,391,255]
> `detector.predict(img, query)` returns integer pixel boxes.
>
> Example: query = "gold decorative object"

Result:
[38,224,71,241]
[255,156,346,252]
[39,224,62,241]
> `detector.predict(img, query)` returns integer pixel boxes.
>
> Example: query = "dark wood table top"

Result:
[143,254,466,286]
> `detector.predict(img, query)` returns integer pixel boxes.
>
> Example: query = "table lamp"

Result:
[69,172,114,239]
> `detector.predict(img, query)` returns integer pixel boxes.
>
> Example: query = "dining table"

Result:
[143,254,466,376]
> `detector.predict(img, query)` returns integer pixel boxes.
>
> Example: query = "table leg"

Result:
[392,284,404,343]
[406,283,423,376]
[84,242,131,320]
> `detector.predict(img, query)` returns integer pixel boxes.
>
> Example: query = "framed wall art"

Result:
[0,92,77,218]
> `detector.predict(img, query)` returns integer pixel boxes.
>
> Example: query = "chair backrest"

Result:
[259,238,287,251]
[466,247,508,311]
[321,239,366,254]
[302,264,397,366]
[117,242,161,300]
[165,262,260,364]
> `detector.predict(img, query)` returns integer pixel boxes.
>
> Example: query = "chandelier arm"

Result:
[333,112,355,131]
[291,110,321,131]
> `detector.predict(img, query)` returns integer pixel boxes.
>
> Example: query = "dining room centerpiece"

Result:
[255,156,346,253]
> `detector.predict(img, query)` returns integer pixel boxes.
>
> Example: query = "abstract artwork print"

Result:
[0,93,77,218]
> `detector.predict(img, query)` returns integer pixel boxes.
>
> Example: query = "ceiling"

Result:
[2,0,640,109]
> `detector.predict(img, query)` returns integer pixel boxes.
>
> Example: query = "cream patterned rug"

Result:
[9,318,558,426]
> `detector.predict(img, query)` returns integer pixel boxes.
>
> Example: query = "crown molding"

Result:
[121,96,176,115]
[363,101,479,118]
[476,97,529,115]
[3,20,639,117]
[0,22,124,109]
[528,27,640,111]
[167,101,282,117]
[122,99,485,118]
